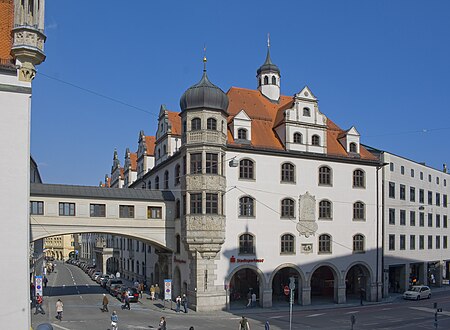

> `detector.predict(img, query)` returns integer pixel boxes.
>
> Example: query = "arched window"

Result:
[271,76,277,85]
[281,163,295,183]
[319,234,332,253]
[353,201,365,220]
[312,135,320,146]
[264,76,269,85]
[163,145,167,154]
[281,198,295,218]
[353,234,365,253]
[137,261,140,275]
[239,233,254,254]
[239,159,254,179]
[155,176,160,190]
[175,199,180,218]
[303,107,311,117]
[349,142,357,153]
[191,117,201,131]
[148,180,151,190]
[164,171,169,189]
[353,169,365,188]
[237,128,247,140]
[239,196,255,217]
[158,148,161,158]
[141,182,146,189]
[281,234,295,254]
[318,166,332,186]
[319,200,332,219]
[293,132,302,144]
[207,118,217,130]
[174,164,181,185]
[176,234,181,254]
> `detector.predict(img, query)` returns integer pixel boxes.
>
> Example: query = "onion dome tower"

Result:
[179,55,228,311]
[257,34,280,101]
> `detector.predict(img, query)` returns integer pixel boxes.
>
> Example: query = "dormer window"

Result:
[303,107,311,117]
[349,142,357,153]
[293,132,302,144]
[312,135,320,146]
[207,118,217,130]
[191,118,201,131]
[238,128,247,140]
[271,76,276,85]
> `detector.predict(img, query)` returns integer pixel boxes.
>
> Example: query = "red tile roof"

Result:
[167,111,181,135]
[145,136,156,156]
[0,0,13,62]
[129,152,137,171]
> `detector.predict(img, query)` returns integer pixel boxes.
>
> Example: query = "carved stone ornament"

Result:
[301,243,313,254]
[296,192,318,238]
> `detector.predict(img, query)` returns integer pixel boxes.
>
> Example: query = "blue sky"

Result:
[31,0,450,185]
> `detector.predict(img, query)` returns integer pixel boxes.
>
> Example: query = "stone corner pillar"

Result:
[337,285,346,304]
[262,289,272,308]
[301,286,311,305]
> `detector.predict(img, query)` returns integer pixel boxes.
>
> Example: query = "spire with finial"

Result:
[257,33,280,101]
[203,45,207,72]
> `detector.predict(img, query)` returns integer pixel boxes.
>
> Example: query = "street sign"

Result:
[284,285,290,295]
[289,277,296,290]
[164,279,172,300]
[35,275,43,296]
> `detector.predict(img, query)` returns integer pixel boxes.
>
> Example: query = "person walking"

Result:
[155,284,160,300]
[43,276,48,288]
[182,293,188,313]
[158,316,166,330]
[175,295,181,312]
[265,320,270,330]
[150,285,155,300]
[34,293,45,315]
[55,299,63,321]
[121,291,130,310]
[246,291,251,308]
[111,311,119,330]
[139,282,144,298]
[102,293,109,312]
[239,316,250,330]
[251,292,256,307]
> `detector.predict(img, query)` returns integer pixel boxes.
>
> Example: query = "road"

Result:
[32,263,450,329]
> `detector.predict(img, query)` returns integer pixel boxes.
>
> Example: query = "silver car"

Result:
[403,285,431,300]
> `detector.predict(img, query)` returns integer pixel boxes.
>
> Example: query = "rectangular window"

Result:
[90,204,106,217]
[205,193,218,214]
[410,211,416,226]
[119,205,134,218]
[205,153,218,174]
[400,210,406,225]
[419,189,424,204]
[410,235,415,250]
[444,195,448,208]
[419,212,425,227]
[436,214,441,228]
[190,153,202,174]
[389,208,395,225]
[389,234,395,251]
[436,235,441,249]
[436,193,441,206]
[444,236,448,249]
[410,187,415,202]
[400,235,406,250]
[59,202,75,216]
[389,182,395,198]
[147,206,162,219]
[420,171,423,180]
[428,191,433,205]
[428,213,433,227]
[444,215,448,228]
[428,235,433,249]
[419,235,424,250]
[401,166,405,175]
[411,169,415,177]
[429,174,432,182]
[30,201,44,215]
[190,193,202,214]
[400,184,406,200]
[390,162,394,172]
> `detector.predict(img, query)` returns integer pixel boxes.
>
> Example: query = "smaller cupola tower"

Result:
[257,34,280,102]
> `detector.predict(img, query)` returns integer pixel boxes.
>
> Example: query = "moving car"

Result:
[403,285,431,300]
[118,287,139,303]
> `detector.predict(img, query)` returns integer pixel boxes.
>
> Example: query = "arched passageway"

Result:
[229,268,261,308]
[272,267,301,305]
[310,266,337,304]
[346,264,371,303]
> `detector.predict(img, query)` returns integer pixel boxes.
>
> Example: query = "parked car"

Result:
[106,279,123,292]
[403,285,431,300]
[100,274,114,288]
[110,284,124,297]
[118,287,139,303]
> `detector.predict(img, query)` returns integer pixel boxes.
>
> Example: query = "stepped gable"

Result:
[130,152,137,171]
[167,111,182,135]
